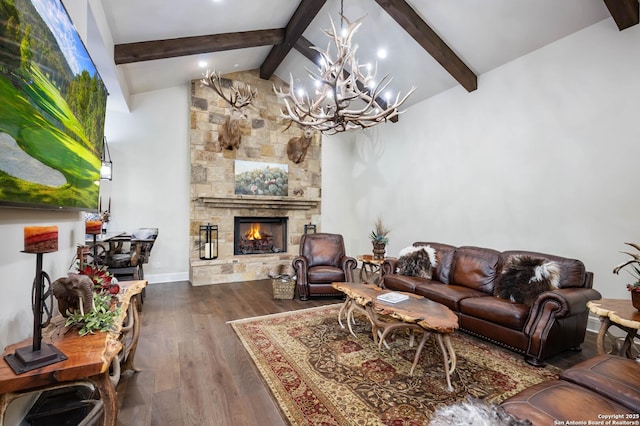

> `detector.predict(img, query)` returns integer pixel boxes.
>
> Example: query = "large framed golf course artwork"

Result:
[0,0,108,211]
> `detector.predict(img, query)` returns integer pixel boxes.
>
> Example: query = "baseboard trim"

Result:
[145,272,189,284]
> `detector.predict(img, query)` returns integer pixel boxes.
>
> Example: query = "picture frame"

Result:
[234,160,288,196]
[0,0,108,211]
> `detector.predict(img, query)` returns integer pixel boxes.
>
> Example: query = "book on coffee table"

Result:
[377,292,409,304]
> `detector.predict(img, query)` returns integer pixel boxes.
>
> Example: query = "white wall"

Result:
[102,86,191,284]
[329,18,640,300]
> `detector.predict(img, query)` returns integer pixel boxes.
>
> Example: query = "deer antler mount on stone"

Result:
[287,128,315,164]
[202,71,257,151]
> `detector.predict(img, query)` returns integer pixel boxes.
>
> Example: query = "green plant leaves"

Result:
[64,292,122,336]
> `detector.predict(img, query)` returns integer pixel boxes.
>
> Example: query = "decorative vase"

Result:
[632,291,640,311]
[372,242,386,260]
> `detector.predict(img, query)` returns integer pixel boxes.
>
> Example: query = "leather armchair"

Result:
[292,233,357,300]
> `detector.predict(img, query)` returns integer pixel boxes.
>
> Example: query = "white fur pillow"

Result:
[395,245,437,278]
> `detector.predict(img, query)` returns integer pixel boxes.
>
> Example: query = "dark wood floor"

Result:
[115,279,598,426]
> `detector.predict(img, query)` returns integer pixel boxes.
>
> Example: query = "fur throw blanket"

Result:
[395,245,437,279]
[494,255,560,306]
[430,397,531,426]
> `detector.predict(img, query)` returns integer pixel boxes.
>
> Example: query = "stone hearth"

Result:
[189,69,321,286]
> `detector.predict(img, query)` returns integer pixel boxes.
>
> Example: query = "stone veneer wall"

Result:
[189,69,321,286]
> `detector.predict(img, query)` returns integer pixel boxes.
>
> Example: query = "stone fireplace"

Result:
[234,216,288,255]
[189,69,321,286]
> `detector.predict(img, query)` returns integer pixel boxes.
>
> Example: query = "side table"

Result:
[0,280,147,426]
[587,299,640,359]
[357,255,385,285]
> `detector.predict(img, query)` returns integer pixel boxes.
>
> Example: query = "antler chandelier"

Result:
[274,15,415,135]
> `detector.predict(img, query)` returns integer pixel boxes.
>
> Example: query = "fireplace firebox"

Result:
[234,217,288,255]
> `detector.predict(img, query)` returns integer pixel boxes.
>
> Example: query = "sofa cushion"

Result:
[501,380,636,424]
[395,245,436,278]
[559,354,640,413]
[415,283,487,311]
[500,250,586,289]
[383,274,426,293]
[413,242,456,284]
[451,246,501,293]
[459,296,530,331]
[494,255,560,306]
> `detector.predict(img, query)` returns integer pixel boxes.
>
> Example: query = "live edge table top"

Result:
[0,280,146,394]
[331,282,459,333]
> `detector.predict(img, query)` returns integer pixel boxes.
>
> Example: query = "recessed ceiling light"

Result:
[198,60,208,68]
[377,49,387,59]
[234,63,239,67]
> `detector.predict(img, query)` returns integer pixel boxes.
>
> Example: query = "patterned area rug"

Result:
[229,304,560,425]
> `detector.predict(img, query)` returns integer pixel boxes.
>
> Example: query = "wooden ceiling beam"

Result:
[114,29,284,65]
[259,0,327,80]
[374,0,477,93]
[603,0,639,31]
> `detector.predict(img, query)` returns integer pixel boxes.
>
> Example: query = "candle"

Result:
[85,220,103,235]
[24,226,58,253]
[205,243,217,259]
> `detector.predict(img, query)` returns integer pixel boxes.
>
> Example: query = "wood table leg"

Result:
[435,334,455,392]
[90,371,118,426]
[596,316,611,355]
[620,327,639,358]
[409,331,430,376]
[121,295,142,373]
[337,296,350,329]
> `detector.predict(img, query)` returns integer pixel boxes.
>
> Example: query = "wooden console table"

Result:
[587,298,640,359]
[0,280,147,426]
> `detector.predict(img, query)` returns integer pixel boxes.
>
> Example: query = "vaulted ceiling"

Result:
[98,0,638,111]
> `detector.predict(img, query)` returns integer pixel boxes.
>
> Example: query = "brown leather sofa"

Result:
[293,233,357,300]
[501,354,640,425]
[381,242,601,366]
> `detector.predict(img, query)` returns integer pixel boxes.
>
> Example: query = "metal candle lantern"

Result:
[199,223,218,260]
[304,223,316,234]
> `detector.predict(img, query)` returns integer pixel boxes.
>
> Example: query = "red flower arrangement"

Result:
[78,264,121,295]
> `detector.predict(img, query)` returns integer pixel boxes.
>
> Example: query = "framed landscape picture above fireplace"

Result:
[234,160,288,196]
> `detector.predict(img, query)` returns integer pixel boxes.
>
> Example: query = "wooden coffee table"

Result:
[332,282,459,391]
[587,298,640,359]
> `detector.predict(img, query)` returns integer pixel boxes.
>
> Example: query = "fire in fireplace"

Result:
[234,217,288,255]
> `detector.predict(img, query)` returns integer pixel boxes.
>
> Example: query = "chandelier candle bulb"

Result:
[24,226,58,253]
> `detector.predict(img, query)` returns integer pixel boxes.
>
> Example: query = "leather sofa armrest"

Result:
[525,288,602,331]
[382,257,398,277]
[523,287,602,362]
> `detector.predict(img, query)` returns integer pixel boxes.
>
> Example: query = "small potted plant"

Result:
[369,217,390,260]
[612,242,640,311]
